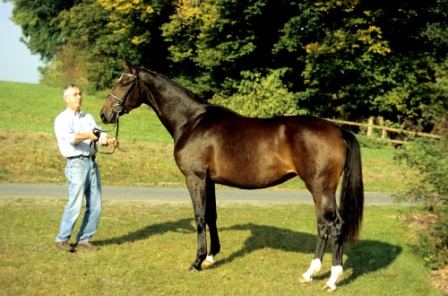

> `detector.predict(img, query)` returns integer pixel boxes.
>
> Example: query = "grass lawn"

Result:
[0,199,443,296]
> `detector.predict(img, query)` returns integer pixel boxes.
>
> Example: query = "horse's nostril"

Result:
[100,111,108,123]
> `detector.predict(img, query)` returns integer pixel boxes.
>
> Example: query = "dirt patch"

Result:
[431,266,448,293]
[401,213,447,293]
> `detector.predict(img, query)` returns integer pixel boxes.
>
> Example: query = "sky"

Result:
[0,2,44,84]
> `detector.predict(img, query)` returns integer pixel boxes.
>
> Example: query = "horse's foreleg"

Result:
[202,181,220,268]
[186,175,208,272]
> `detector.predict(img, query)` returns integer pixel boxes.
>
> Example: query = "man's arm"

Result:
[74,131,98,143]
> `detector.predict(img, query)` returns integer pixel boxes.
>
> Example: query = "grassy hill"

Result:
[0,81,411,192]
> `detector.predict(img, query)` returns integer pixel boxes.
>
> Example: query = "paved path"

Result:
[0,184,397,205]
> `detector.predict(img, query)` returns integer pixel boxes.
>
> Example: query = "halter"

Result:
[106,68,141,117]
[95,68,141,154]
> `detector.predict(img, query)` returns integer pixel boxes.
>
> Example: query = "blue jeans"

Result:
[55,156,102,244]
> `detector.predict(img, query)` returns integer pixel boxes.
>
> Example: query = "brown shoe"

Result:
[55,241,75,253]
[77,241,99,251]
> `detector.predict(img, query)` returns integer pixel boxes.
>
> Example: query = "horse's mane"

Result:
[141,67,208,104]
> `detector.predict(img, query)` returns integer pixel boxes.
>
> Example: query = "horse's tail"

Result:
[340,128,364,243]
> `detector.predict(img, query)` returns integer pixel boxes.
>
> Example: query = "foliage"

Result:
[98,0,175,75]
[6,0,448,127]
[212,68,301,117]
[97,0,155,46]
[161,0,300,98]
[52,0,137,91]
[274,0,448,123]
[394,103,448,269]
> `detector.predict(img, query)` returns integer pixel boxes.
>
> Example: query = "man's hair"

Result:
[63,84,80,96]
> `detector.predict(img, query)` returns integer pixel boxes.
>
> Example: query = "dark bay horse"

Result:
[100,59,364,292]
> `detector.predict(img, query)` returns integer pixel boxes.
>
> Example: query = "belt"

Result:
[67,155,96,161]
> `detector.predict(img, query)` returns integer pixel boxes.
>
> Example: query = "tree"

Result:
[162,0,301,98]
[8,0,447,126]
[47,0,134,90]
[98,0,174,75]
[274,0,448,125]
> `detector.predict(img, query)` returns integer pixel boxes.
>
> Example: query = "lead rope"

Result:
[90,117,120,155]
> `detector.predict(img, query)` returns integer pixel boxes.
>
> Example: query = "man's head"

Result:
[63,84,82,112]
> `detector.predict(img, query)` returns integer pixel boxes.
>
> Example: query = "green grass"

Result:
[0,199,443,296]
[0,81,172,142]
[0,81,412,192]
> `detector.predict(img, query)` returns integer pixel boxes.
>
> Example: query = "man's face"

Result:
[64,87,82,111]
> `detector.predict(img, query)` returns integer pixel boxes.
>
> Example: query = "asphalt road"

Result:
[0,184,398,205]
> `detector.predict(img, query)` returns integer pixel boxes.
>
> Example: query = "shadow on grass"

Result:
[218,223,402,287]
[95,218,195,245]
[96,219,401,287]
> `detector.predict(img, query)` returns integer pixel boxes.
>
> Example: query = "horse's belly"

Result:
[210,163,296,189]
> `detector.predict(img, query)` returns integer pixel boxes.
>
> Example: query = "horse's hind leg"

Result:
[300,214,328,282]
[325,232,343,292]
[202,181,220,267]
[301,190,344,291]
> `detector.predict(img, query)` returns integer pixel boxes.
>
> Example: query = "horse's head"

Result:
[100,59,143,124]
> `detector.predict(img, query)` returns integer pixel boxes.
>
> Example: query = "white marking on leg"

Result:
[301,258,322,282]
[201,255,215,268]
[324,265,343,291]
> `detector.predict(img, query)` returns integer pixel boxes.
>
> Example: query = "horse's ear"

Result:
[122,58,136,74]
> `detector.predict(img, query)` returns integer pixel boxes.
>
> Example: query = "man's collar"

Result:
[66,108,84,117]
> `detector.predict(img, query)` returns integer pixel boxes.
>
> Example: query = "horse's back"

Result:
[175,107,347,189]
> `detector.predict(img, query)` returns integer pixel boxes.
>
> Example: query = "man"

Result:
[54,84,119,252]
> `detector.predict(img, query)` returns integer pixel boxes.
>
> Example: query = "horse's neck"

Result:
[142,72,207,141]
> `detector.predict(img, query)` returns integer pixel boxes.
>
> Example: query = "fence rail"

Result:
[326,118,441,144]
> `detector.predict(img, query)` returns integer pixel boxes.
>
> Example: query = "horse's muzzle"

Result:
[100,109,116,124]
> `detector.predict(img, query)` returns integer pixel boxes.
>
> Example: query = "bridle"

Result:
[106,68,141,118]
[95,68,141,154]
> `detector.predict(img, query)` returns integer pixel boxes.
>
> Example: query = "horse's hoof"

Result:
[322,284,337,292]
[201,259,214,268]
[299,275,312,284]
[189,266,200,272]
[201,255,216,268]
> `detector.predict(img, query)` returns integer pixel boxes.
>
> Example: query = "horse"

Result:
[100,59,364,292]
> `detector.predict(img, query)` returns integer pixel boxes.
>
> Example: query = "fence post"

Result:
[377,116,387,139]
[367,117,374,137]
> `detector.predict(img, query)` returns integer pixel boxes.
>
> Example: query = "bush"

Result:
[212,68,302,118]
[357,136,392,149]
[394,135,448,269]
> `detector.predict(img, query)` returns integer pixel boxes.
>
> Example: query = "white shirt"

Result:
[54,108,106,158]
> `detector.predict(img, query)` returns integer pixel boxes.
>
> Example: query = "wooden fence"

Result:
[327,117,441,144]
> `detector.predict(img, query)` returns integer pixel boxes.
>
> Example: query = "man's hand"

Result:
[102,137,119,147]
[75,131,99,143]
